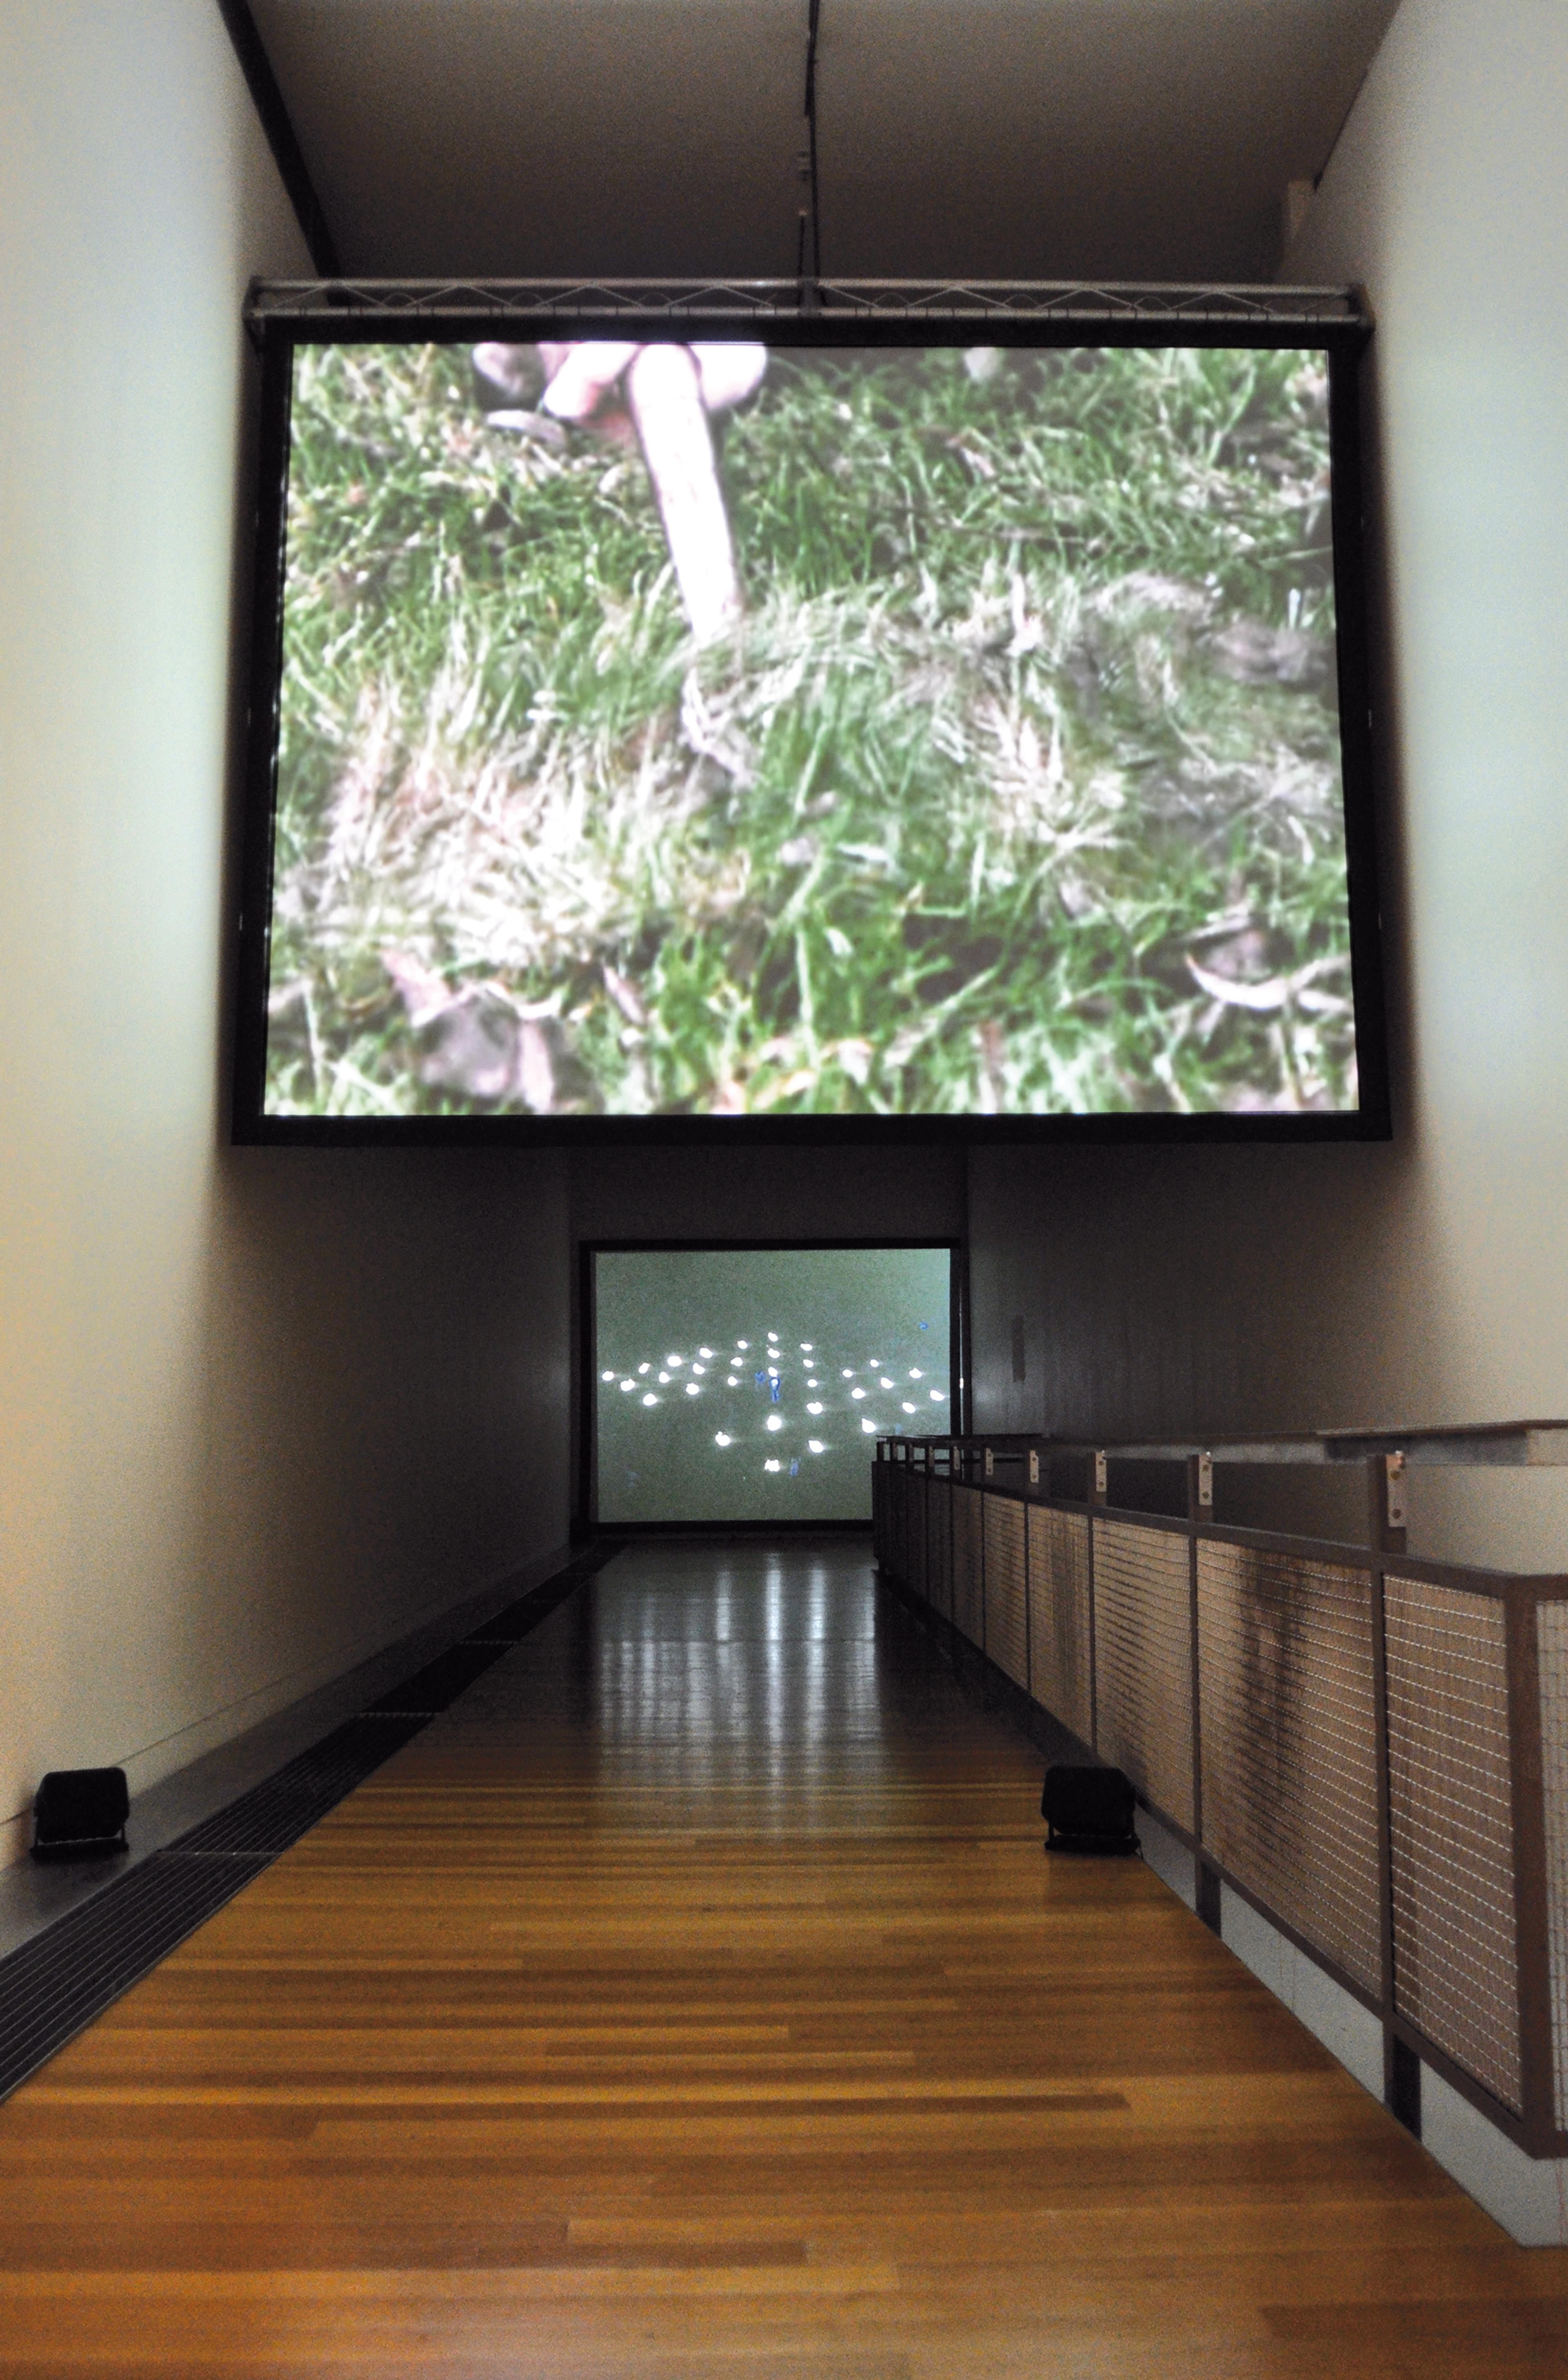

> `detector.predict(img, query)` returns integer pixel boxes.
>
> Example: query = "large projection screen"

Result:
[592,1246,954,1524]
[241,323,1383,1136]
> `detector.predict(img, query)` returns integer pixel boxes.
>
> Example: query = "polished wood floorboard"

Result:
[2,1540,1566,2376]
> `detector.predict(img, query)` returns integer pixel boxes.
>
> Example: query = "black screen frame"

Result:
[578,1237,967,1533]
[233,303,1388,1147]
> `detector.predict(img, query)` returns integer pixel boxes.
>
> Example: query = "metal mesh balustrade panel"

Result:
[1092,1519,1194,1832]
[1027,1506,1092,1743]
[872,1463,887,1566]
[952,1485,985,1647]
[907,1472,929,1604]
[1537,1601,1568,2130]
[985,1499,1029,1689]
[927,1479,953,1620]
[1197,1543,1381,1995]
[1385,1575,1521,2112]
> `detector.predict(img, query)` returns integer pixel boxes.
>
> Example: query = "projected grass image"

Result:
[594,1247,951,1524]
[265,340,1354,1118]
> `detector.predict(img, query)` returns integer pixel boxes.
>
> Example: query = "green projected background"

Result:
[593,1248,953,1523]
[264,342,1357,1122]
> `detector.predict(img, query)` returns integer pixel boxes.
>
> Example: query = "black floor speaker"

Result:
[31,1767,130,1861]
[1042,1764,1140,1855]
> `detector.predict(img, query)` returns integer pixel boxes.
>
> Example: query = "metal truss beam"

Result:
[246,277,1370,336]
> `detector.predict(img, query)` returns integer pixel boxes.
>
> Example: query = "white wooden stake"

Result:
[626,343,743,645]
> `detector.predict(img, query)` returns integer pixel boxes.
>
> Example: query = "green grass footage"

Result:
[265,340,1355,1118]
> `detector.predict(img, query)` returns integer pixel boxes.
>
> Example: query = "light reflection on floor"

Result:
[444,1535,1007,1822]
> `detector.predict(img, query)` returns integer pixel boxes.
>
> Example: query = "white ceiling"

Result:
[248,0,1401,282]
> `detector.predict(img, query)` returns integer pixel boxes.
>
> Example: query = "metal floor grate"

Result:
[463,1558,613,1643]
[168,1716,428,1856]
[0,1550,613,2103]
[365,1645,510,1716]
[0,1853,270,2102]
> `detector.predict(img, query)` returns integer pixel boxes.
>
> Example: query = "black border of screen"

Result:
[578,1238,967,1532]
[233,310,1387,1146]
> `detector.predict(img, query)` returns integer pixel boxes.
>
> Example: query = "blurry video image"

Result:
[593,1246,952,1524]
[265,340,1355,1119]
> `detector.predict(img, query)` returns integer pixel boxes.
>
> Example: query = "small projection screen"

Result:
[591,1246,955,1524]
[236,307,1384,1140]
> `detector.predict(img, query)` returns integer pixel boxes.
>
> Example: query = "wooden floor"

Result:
[3,1540,1567,2377]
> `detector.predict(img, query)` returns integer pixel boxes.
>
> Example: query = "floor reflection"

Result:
[444,1535,993,1826]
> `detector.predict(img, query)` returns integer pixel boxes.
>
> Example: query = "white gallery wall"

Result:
[0,1,572,1867]
[970,0,1568,1568]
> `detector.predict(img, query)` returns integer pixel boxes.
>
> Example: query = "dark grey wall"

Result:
[572,1143,967,1247]
[967,1139,1404,1543]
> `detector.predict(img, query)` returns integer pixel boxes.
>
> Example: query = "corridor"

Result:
[2,1540,1564,2376]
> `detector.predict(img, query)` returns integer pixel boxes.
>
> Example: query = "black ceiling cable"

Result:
[797,0,823,307]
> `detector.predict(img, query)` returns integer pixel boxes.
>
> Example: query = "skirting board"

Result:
[1218,1881,1385,2102]
[0,1537,572,1958]
[1133,1814,1568,2244]
[1,1539,575,1875]
[1421,2064,1568,2248]
[1206,1879,1568,2246]
[883,1566,1568,2244]
[1136,1804,1196,1911]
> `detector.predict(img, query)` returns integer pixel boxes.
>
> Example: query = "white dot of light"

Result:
[806,1377,819,1387]
[903,1402,917,1414]
[880,1377,894,1388]
[699,1346,713,1358]
[685,1384,701,1397]
[851,1388,866,1401]
[715,1432,731,1447]
[766,1415,783,1432]
[800,1342,813,1352]
[909,1368,923,1379]
[638,1362,651,1375]
[929,1388,945,1401]
[764,1458,782,1472]
[767,1330,779,1340]
[691,1363,705,1375]
[806,1401,823,1415]
[666,1355,684,1368]
[808,1439,824,1453]
[601,1369,616,1382]
[767,1367,780,1379]
[869,1358,883,1367]
[736,1339,749,1350]
[842,1368,854,1379]
[861,1419,877,1435]
[619,1379,634,1392]
[727,1378,739,1388]
[657,1372,670,1384]
[642,1393,659,1406]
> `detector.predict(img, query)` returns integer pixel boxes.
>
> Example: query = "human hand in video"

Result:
[475,340,766,645]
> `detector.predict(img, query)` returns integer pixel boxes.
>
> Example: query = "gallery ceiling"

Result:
[246,0,1401,282]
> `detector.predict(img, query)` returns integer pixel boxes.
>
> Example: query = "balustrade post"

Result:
[1506,1593,1555,2150]
[1188,1454,1218,1928]
[1368,1452,1416,2131]
[1086,1452,1107,1750]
